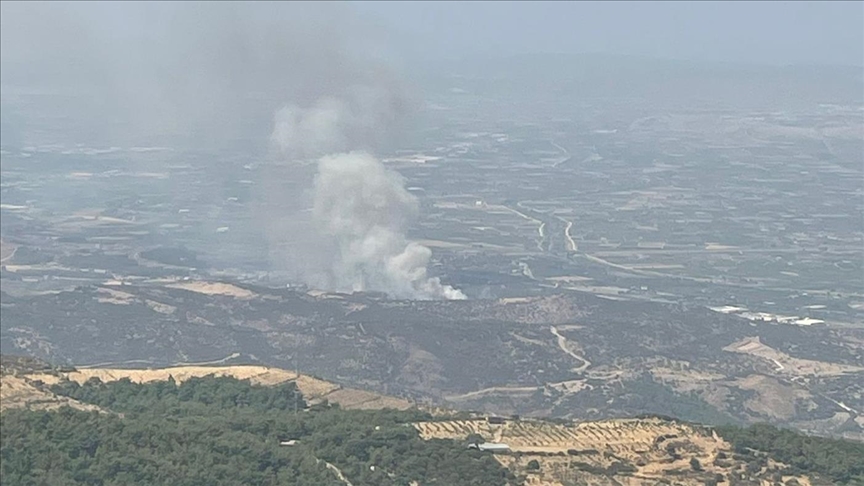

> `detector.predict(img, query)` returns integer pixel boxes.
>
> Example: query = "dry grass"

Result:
[734,374,812,421]
[2,362,816,484]
[415,417,813,485]
[0,375,100,412]
[19,365,412,411]
[416,417,716,454]
[724,336,864,377]
[95,287,137,305]
[145,300,177,314]
[165,282,256,299]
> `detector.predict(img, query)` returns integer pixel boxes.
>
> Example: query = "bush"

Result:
[716,424,864,484]
[466,433,485,446]
[3,377,518,486]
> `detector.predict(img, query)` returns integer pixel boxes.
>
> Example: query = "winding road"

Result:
[0,241,18,263]
[550,326,591,373]
[563,220,577,253]
[502,205,546,252]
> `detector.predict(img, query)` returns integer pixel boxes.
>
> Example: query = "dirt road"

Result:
[550,326,590,373]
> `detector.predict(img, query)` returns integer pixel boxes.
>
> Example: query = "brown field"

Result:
[1,361,816,485]
[164,281,257,299]
[12,365,412,411]
[415,417,718,455]
[724,336,864,377]
[734,374,812,421]
[415,417,813,485]
[95,287,137,305]
[0,375,100,412]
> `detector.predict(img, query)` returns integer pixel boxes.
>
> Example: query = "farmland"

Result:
[415,417,817,485]
[2,55,862,442]
[4,358,855,485]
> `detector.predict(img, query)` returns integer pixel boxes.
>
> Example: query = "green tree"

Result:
[3,376,519,486]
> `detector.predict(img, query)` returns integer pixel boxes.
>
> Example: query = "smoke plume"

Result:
[1,2,465,299]
[271,97,465,300]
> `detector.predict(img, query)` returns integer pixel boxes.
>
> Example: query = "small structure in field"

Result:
[468,443,511,453]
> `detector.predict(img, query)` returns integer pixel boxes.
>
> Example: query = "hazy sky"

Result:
[355,1,864,67]
[2,1,861,148]
[3,1,861,70]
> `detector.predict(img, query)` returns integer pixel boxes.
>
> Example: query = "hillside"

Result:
[0,357,410,412]
[416,417,820,486]
[3,359,862,485]
[2,281,862,440]
[1,373,516,486]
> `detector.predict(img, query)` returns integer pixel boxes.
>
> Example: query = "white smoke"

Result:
[1,2,466,299]
[314,153,465,300]
[271,98,465,300]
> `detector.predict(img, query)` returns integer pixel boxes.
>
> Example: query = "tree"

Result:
[716,423,864,484]
[3,377,517,486]
[690,457,703,472]
[526,460,540,471]
[465,433,485,446]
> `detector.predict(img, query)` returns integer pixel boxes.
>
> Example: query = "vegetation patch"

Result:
[1,376,519,486]
[716,423,864,484]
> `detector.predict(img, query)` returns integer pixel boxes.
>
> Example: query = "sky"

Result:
[354,1,864,67]
[3,1,861,71]
[1,1,861,147]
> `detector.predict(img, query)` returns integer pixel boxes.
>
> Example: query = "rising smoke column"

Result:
[1,2,465,299]
[271,97,465,300]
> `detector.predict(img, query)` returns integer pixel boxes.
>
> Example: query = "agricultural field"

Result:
[2,54,862,444]
[0,358,411,412]
[415,417,818,485]
[4,357,853,485]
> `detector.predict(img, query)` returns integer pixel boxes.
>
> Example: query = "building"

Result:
[468,443,511,453]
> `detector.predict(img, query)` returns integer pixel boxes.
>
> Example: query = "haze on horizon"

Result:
[355,0,864,67]
[2,1,862,83]
[0,1,861,300]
